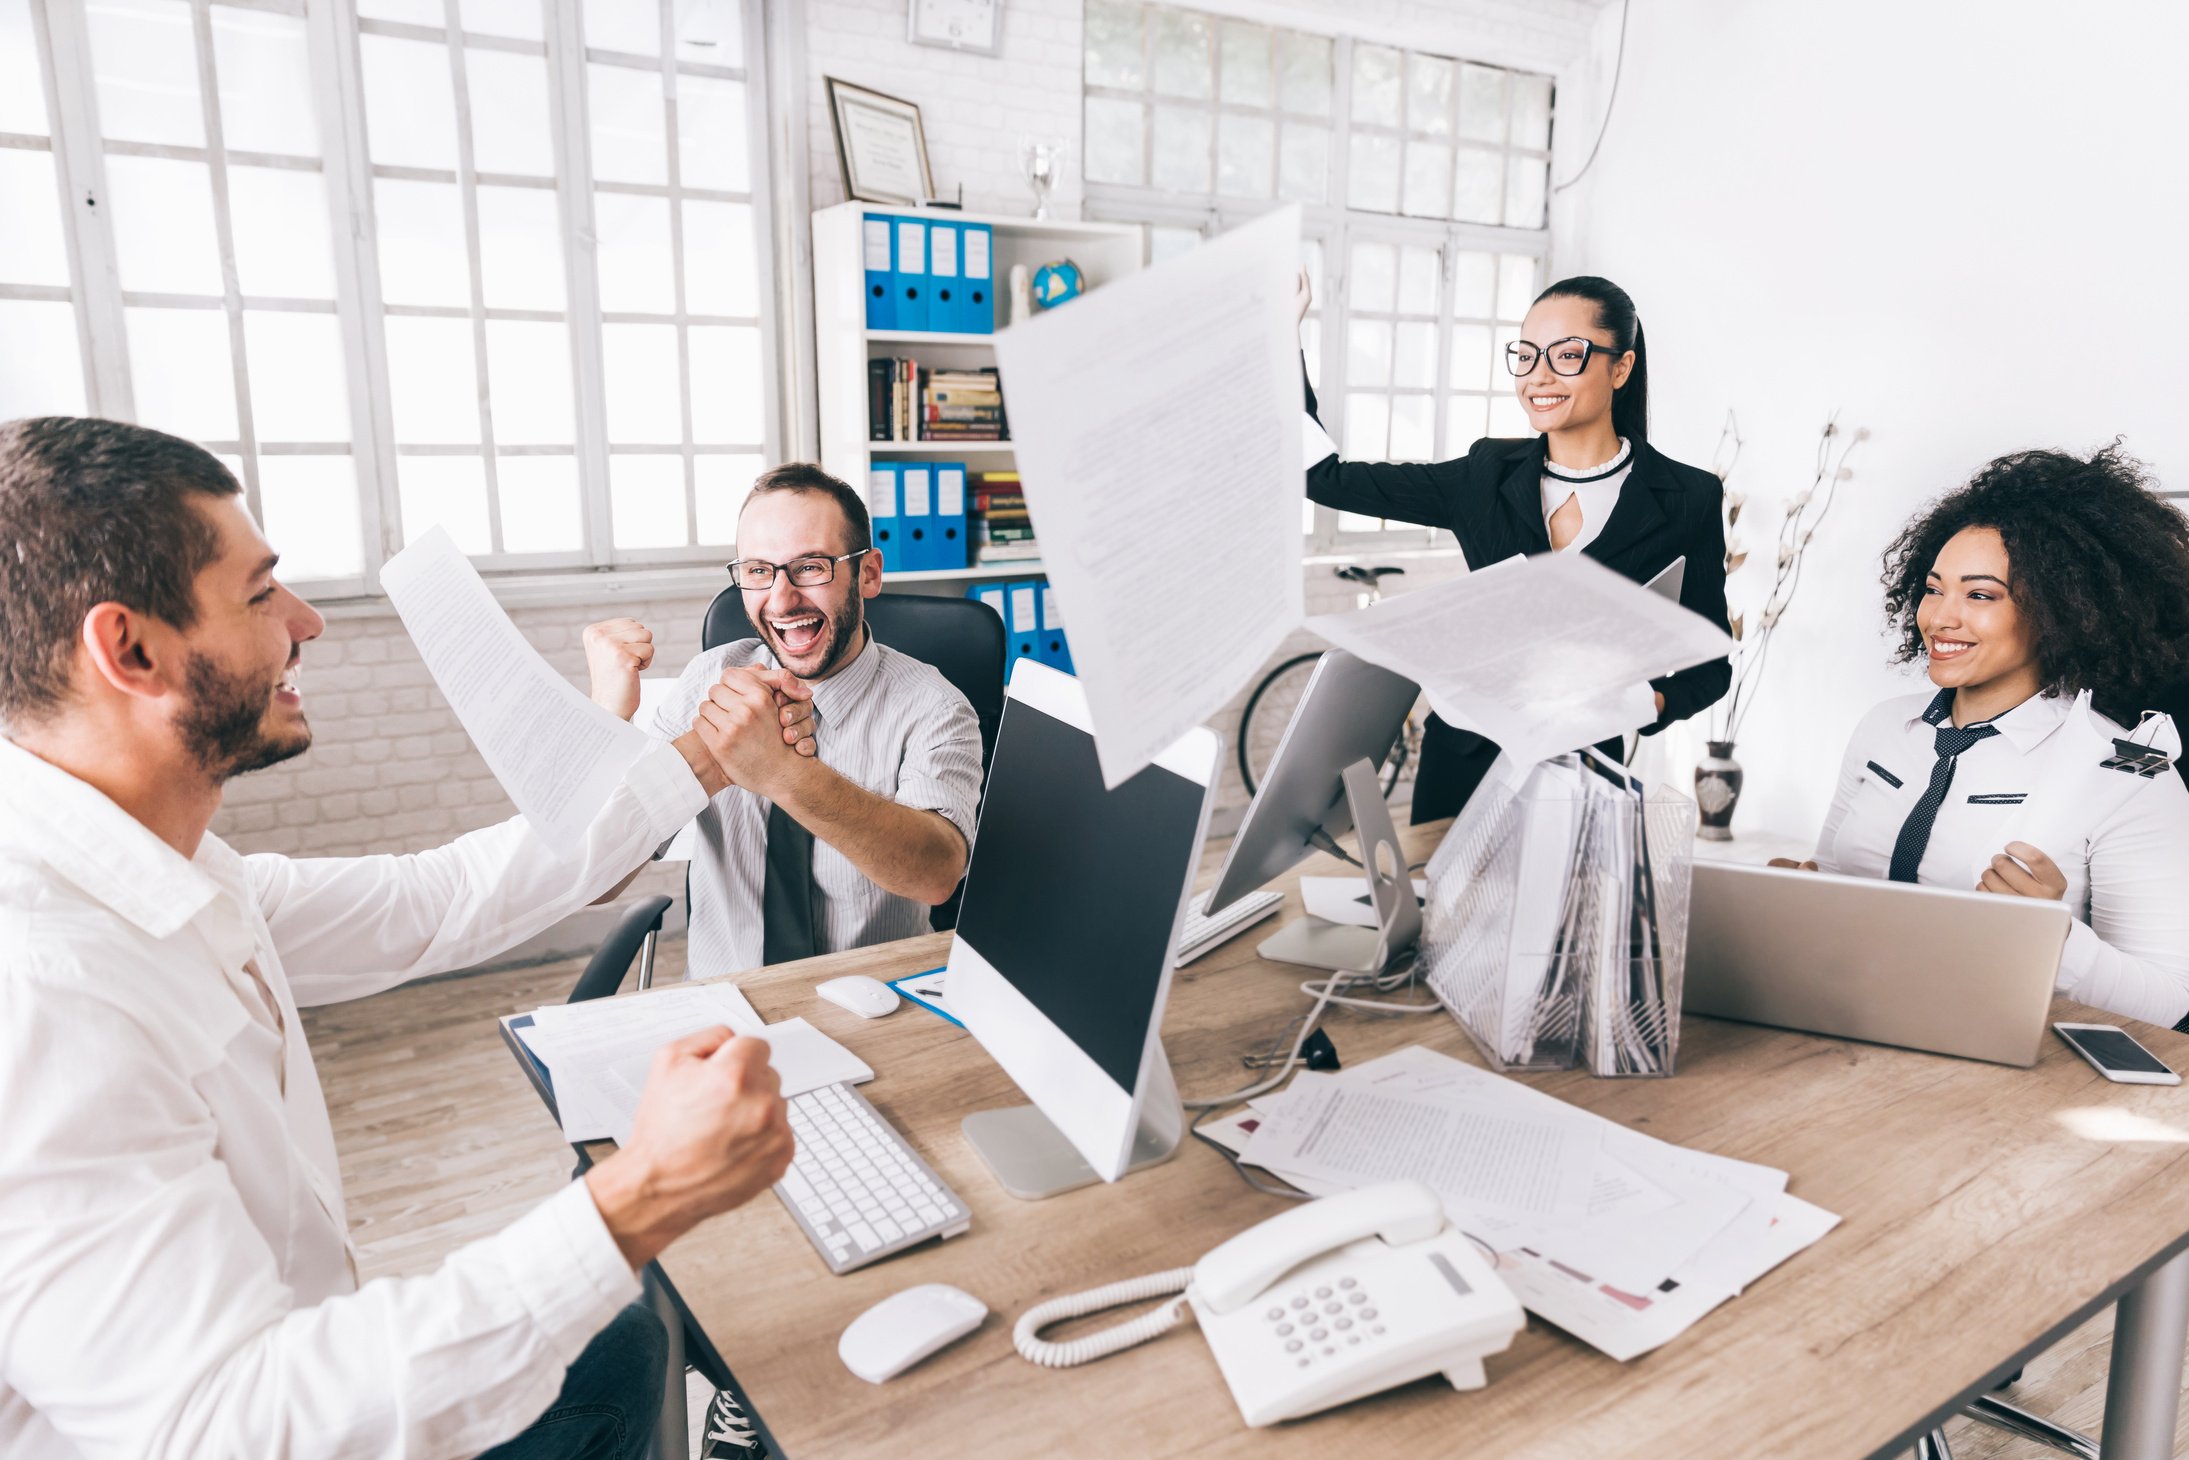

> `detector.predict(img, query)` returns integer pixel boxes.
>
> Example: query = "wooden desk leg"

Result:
[646,1265,689,1460]
[2101,1247,2189,1460]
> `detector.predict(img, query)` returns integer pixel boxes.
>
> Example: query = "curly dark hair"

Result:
[1881,443,2189,722]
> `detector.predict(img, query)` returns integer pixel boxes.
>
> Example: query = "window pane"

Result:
[0,0,51,135]
[674,0,744,66]
[594,191,675,314]
[0,300,87,419]
[1276,32,1330,116]
[397,454,492,552]
[495,453,583,553]
[485,319,575,444]
[1446,394,1489,451]
[85,0,202,147]
[1448,322,1493,390]
[461,0,546,42]
[210,8,321,158]
[258,455,364,579]
[1216,113,1272,198]
[465,48,556,177]
[1505,155,1548,229]
[1488,393,1528,437]
[677,74,749,192]
[1497,253,1537,321]
[244,311,351,441]
[1398,246,1438,311]
[1084,97,1145,186]
[360,34,459,171]
[1277,123,1327,203]
[1151,105,1210,193]
[1393,320,1435,389]
[373,178,470,307]
[585,0,659,55]
[1453,146,1502,225]
[1150,9,1209,99]
[688,324,762,444]
[1407,54,1454,137]
[1348,241,1395,313]
[1402,140,1450,218]
[683,199,757,317]
[1457,62,1507,144]
[384,315,481,443]
[1148,224,1198,262]
[104,155,223,295]
[1350,44,1399,128]
[476,184,566,311]
[1511,73,1554,152]
[609,453,687,548]
[230,167,338,299]
[1347,319,1391,388]
[1452,250,1495,317]
[1346,133,1399,213]
[1389,395,1432,461]
[589,62,667,184]
[0,150,69,286]
[1219,22,1269,107]
[1084,0,1143,90]
[602,322,682,442]
[694,451,763,545]
[356,0,443,24]
[126,306,236,442]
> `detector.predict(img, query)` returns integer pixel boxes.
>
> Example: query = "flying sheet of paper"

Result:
[381,527,649,846]
[518,982,765,1141]
[1305,552,1732,769]
[993,207,1306,787]
[635,678,700,861]
[596,1016,873,1143]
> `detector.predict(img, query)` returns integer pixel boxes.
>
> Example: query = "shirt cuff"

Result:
[501,1180,644,1361]
[2055,918,2101,993]
[1303,412,1339,468]
[626,740,710,845]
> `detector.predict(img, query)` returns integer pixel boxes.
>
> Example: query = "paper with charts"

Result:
[381,526,649,846]
[993,206,1306,788]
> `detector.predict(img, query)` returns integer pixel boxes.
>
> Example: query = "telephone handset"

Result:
[1013,1181,1525,1427]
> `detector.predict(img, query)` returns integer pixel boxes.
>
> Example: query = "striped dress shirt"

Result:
[642,631,984,978]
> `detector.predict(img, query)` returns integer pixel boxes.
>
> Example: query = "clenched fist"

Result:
[583,618,655,721]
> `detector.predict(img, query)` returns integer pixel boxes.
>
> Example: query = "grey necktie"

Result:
[762,803,823,964]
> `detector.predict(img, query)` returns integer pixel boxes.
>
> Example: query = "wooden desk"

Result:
[511,826,2189,1459]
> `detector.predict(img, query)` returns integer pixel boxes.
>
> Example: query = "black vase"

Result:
[1695,740,1743,841]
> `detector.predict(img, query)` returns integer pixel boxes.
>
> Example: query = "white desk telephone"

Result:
[1012,1181,1524,1427]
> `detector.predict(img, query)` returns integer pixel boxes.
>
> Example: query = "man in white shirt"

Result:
[0,416,807,1459]
[581,463,983,976]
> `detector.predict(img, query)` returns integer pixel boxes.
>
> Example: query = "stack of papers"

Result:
[1209,1046,1837,1360]
[516,983,874,1144]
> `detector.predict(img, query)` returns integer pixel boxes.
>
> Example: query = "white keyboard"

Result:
[774,1082,970,1274]
[1176,888,1285,965]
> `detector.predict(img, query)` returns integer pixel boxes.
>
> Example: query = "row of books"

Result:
[970,470,1036,566]
[969,578,1073,678]
[863,214,994,334]
[868,360,1009,442]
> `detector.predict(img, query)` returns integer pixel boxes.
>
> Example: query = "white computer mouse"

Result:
[816,974,900,1019]
[838,1283,988,1383]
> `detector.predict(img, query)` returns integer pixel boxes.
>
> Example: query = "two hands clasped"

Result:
[1767,841,2070,901]
[583,617,819,800]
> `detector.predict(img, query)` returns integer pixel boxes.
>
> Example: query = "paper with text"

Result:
[382,528,650,846]
[993,207,1306,787]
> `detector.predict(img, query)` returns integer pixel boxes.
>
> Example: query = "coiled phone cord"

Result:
[1012,1268,1199,1367]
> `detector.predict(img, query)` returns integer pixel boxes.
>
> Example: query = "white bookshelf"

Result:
[811,200,1145,590]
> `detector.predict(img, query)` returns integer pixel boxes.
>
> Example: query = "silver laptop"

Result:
[1684,861,2073,1066]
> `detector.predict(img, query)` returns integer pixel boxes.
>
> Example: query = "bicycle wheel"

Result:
[1237,652,1322,796]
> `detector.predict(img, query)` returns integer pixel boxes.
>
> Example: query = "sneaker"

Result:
[700,1388,770,1459]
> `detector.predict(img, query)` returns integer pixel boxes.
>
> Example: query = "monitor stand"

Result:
[962,1049,1183,1201]
[1256,757,1423,975]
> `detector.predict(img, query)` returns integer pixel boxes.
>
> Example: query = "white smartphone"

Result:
[2053,1022,2182,1085]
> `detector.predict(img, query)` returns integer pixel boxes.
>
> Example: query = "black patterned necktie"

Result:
[1887,691,2000,883]
[761,803,823,964]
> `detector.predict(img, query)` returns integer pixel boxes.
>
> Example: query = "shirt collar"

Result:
[1908,688,2070,755]
[802,627,884,723]
[0,736,224,939]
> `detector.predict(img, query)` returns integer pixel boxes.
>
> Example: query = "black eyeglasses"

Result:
[1505,337,1617,377]
[725,549,870,591]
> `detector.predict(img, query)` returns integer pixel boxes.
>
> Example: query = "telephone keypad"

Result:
[1347,1292,1367,1305]
[1313,1286,1332,1299]
[1276,1323,1293,1336]
[1274,1272,1390,1373]
[1290,1297,1309,1310]
[1265,1307,1284,1322]
[1309,1327,1327,1341]
[1338,1277,1358,1290]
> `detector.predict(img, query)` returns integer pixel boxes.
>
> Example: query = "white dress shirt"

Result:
[643,631,983,977]
[1540,438,1633,555]
[1816,690,2189,1026]
[0,735,706,1460]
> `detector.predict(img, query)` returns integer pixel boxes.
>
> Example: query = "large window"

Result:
[0,0,777,591]
[1083,0,1554,546]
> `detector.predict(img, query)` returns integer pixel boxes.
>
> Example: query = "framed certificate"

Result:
[907,0,1002,55]
[825,77,936,207]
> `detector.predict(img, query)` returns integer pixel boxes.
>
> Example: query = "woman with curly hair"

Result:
[1787,443,2189,1027]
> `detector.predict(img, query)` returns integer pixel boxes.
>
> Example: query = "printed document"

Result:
[382,527,648,845]
[993,207,1305,787]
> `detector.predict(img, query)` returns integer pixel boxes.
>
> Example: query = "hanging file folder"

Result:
[969,583,1008,630]
[864,215,896,330]
[867,463,901,568]
[894,218,931,332]
[898,463,934,570]
[1037,584,1073,673]
[933,461,968,570]
[930,222,961,335]
[1006,580,1041,678]
[957,223,994,334]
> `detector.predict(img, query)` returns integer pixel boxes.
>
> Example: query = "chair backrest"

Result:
[567,895,673,1004]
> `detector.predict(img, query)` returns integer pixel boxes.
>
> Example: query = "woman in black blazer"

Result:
[1301,275,1731,822]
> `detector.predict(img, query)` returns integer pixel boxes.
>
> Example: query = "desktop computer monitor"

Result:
[1202,649,1422,972]
[947,659,1221,1198]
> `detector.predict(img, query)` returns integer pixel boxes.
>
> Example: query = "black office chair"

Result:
[566,895,673,1004]
[701,587,1007,932]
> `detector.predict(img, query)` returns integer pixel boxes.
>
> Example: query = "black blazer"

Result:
[1304,378,1732,821]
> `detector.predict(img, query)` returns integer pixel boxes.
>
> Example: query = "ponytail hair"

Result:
[1534,275,1649,443]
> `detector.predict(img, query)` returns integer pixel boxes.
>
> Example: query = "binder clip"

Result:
[2100,712,2178,780]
